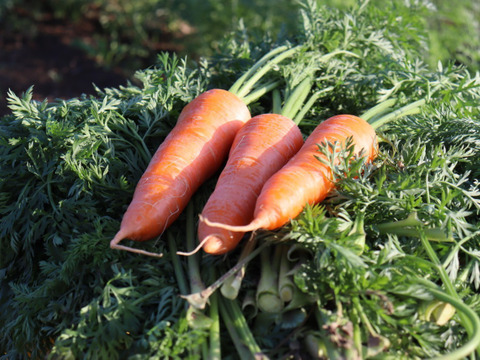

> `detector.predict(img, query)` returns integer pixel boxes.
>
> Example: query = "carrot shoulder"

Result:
[197,113,304,255]
[110,89,251,256]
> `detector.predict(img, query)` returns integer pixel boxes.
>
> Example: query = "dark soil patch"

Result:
[0,11,133,116]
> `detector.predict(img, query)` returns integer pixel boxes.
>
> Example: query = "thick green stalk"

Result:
[376,212,453,242]
[209,291,221,360]
[181,241,270,309]
[221,235,258,300]
[280,76,313,120]
[241,80,281,106]
[185,202,205,294]
[256,246,283,313]
[369,98,426,130]
[292,86,334,125]
[419,234,474,338]
[219,297,267,359]
[416,278,480,360]
[359,98,396,122]
[278,246,295,302]
[272,89,282,115]
[228,45,290,96]
[168,232,189,296]
[231,45,302,100]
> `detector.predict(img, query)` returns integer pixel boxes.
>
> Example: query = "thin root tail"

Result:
[199,214,260,233]
[110,235,163,258]
[176,236,210,256]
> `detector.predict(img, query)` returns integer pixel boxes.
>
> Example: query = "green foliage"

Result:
[0,54,211,358]
[2,0,480,72]
[427,0,480,72]
[2,0,480,358]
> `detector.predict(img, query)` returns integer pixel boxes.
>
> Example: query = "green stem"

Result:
[181,241,270,309]
[221,235,258,300]
[416,278,480,360]
[46,172,59,214]
[121,115,152,162]
[219,297,267,359]
[209,291,221,360]
[241,80,281,105]
[369,98,426,130]
[168,232,189,296]
[419,234,476,344]
[359,98,396,122]
[272,89,282,115]
[278,246,295,302]
[257,246,283,313]
[292,86,334,125]
[376,212,453,242]
[186,202,205,294]
[352,297,379,338]
[228,45,290,95]
[232,46,302,100]
[280,76,313,120]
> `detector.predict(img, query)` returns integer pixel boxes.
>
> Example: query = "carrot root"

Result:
[176,236,211,256]
[110,234,163,258]
[199,214,262,233]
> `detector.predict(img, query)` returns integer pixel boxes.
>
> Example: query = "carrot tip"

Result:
[202,234,228,255]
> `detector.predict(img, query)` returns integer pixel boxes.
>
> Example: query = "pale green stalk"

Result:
[231,46,302,100]
[416,278,480,360]
[181,241,270,309]
[280,76,313,120]
[278,246,295,302]
[228,45,290,95]
[209,291,221,360]
[359,98,396,121]
[419,233,475,340]
[219,297,267,359]
[272,89,282,115]
[369,98,426,130]
[185,202,205,294]
[168,232,189,296]
[221,235,258,300]
[256,246,283,313]
[292,86,334,125]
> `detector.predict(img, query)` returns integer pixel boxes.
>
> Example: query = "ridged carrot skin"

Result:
[110,89,251,250]
[198,114,304,255]
[202,114,377,233]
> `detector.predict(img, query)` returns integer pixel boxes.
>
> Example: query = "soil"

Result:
[0,9,143,117]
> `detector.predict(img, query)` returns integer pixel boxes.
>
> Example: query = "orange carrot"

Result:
[201,98,426,234]
[110,89,251,256]
[190,75,322,255]
[201,114,376,233]
[110,45,301,257]
[196,113,304,255]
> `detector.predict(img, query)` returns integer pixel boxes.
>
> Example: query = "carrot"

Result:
[188,74,328,255]
[201,99,426,234]
[195,113,304,255]
[110,45,301,257]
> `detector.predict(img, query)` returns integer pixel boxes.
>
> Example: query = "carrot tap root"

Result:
[110,232,164,258]
[199,214,263,234]
[176,236,212,257]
